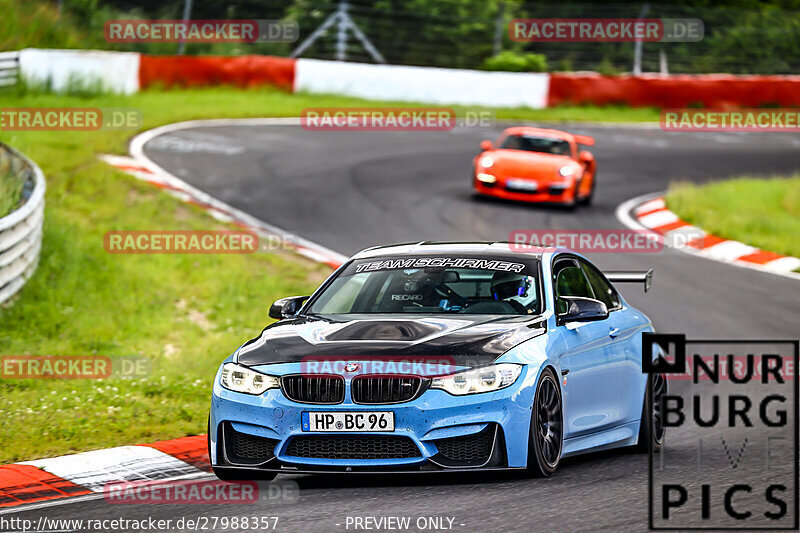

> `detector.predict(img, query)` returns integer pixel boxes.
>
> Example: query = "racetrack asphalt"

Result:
[6,123,799,532]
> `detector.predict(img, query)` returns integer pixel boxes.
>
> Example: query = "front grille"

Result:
[286,435,421,460]
[281,375,345,404]
[223,424,278,465]
[434,428,495,463]
[351,376,422,404]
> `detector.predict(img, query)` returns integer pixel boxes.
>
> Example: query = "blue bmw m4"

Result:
[208,241,666,479]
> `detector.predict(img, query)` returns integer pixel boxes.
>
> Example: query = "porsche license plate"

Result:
[506,179,538,192]
[301,411,395,432]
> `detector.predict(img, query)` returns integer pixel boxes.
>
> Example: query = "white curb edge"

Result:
[616,192,800,282]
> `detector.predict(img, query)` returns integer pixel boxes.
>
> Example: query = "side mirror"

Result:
[578,150,594,164]
[480,140,493,151]
[557,296,608,325]
[269,296,309,320]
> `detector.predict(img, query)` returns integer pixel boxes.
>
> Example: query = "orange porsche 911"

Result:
[472,127,597,207]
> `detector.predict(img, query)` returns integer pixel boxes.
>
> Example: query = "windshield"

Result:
[307,255,541,315]
[499,134,572,156]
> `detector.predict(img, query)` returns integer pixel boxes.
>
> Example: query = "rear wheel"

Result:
[527,368,563,476]
[636,371,667,452]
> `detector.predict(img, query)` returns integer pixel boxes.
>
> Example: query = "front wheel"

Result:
[578,173,596,206]
[527,368,563,476]
[636,371,667,452]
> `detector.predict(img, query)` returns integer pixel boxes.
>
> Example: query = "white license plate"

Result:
[506,179,538,191]
[301,411,394,432]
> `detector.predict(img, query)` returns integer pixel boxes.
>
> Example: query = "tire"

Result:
[563,180,580,210]
[208,417,277,481]
[636,370,667,452]
[527,368,563,476]
[471,174,483,199]
[578,174,595,206]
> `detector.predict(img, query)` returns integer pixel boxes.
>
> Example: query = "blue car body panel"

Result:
[209,245,655,473]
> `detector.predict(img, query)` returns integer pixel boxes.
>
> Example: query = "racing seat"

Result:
[461,271,529,314]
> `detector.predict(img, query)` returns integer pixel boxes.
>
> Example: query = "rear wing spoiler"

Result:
[604,269,653,292]
[573,134,595,147]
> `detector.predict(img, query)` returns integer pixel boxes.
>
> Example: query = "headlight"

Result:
[476,172,496,184]
[479,156,494,168]
[220,363,280,395]
[558,165,576,178]
[430,364,523,395]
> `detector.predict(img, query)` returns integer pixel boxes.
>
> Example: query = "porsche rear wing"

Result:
[605,269,653,292]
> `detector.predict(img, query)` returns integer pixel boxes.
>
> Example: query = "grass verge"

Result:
[666,176,800,262]
[0,158,24,217]
[0,86,657,463]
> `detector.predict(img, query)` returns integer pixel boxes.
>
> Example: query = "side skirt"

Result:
[560,420,640,458]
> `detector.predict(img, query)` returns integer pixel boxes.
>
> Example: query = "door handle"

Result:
[608,328,621,339]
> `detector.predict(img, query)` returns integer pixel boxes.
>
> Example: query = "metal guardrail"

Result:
[0,143,45,305]
[0,51,20,88]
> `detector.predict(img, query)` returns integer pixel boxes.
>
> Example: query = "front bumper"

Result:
[474,178,574,204]
[209,366,534,473]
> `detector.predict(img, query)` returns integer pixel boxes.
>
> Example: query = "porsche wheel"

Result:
[578,174,595,206]
[636,370,667,452]
[563,180,581,209]
[527,368,563,476]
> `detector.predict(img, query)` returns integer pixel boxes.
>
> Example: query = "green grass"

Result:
[0,0,109,51]
[0,85,659,463]
[0,158,24,217]
[666,176,800,260]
